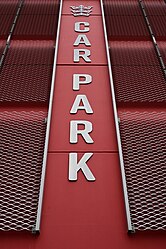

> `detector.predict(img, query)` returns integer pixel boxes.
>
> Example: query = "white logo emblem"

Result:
[70,5,93,16]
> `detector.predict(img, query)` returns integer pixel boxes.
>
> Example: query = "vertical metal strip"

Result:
[34,0,63,233]
[100,0,134,233]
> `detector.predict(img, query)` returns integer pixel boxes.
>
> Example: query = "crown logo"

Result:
[70,5,93,16]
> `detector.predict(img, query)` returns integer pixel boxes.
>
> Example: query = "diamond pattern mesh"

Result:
[144,0,166,16]
[0,0,60,232]
[104,0,166,232]
[0,1,19,38]
[13,14,58,39]
[109,41,159,66]
[12,0,59,39]
[4,40,54,65]
[0,65,52,104]
[119,111,166,231]
[143,0,166,39]
[105,15,149,40]
[0,40,54,104]
[104,0,149,40]
[0,1,18,15]
[21,0,59,15]
[104,0,142,16]
[112,65,166,106]
[0,111,47,231]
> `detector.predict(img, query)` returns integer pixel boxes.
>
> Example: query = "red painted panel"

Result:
[57,16,107,65]
[62,0,101,15]
[49,66,117,152]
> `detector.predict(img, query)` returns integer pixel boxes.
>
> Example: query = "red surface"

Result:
[49,66,117,152]
[0,0,166,248]
[57,16,107,65]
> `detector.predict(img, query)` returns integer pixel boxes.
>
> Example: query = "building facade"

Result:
[0,0,166,248]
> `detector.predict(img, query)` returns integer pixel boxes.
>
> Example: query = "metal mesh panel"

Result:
[0,65,52,104]
[104,0,149,40]
[144,0,166,16]
[0,1,19,38]
[104,0,142,16]
[13,14,58,39]
[119,111,166,231]
[105,0,166,233]
[0,1,18,15]
[105,15,149,40]
[12,0,59,39]
[0,111,47,231]
[148,15,166,38]
[0,0,60,234]
[4,40,54,65]
[112,65,166,106]
[21,0,59,15]
[109,41,159,65]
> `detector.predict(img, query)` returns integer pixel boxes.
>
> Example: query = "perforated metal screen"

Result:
[112,65,166,106]
[104,0,150,39]
[13,0,59,39]
[104,0,166,232]
[0,65,52,104]
[0,0,60,232]
[0,111,47,231]
[119,111,166,231]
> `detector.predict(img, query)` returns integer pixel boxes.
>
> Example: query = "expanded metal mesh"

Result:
[21,0,59,15]
[104,0,149,39]
[112,65,166,106]
[144,0,166,16]
[105,15,149,40]
[0,0,59,234]
[4,40,54,65]
[105,0,166,233]
[12,0,60,39]
[0,65,52,104]
[13,14,58,39]
[143,0,166,38]
[119,111,166,231]
[0,1,18,15]
[0,1,18,38]
[110,41,166,106]
[0,111,47,231]
[109,41,159,65]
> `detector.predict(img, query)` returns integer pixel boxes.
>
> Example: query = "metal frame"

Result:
[138,0,166,78]
[0,0,24,68]
[33,0,63,234]
[100,0,134,233]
